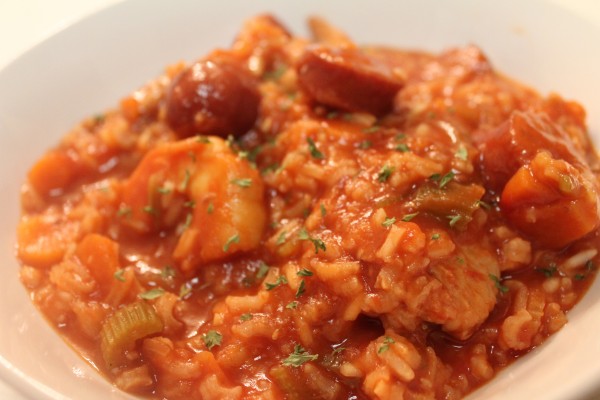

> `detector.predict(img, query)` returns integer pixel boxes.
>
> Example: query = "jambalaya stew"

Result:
[16,15,600,400]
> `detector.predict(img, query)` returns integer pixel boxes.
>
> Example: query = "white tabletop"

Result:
[0,0,599,399]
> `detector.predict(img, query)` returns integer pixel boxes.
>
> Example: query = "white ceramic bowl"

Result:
[1,0,600,399]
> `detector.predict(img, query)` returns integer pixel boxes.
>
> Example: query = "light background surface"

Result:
[0,0,598,398]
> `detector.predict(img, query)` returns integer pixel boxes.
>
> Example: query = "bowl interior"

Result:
[0,0,599,399]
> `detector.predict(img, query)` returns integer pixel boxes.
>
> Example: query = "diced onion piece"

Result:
[100,301,163,369]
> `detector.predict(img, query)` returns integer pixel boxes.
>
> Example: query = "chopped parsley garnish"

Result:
[256,262,270,280]
[438,171,455,189]
[239,313,253,322]
[179,283,192,298]
[139,288,165,300]
[359,140,372,149]
[117,206,132,217]
[113,269,125,282]
[142,205,157,215]
[574,273,586,281]
[286,301,298,309]
[431,233,441,240]
[362,126,380,134]
[296,280,306,298]
[307,138,324,159]
[326,111,339,119]
[455,146,468,161]
[161,266,176,279]
[179,169,191,191]
[394,143,410,152]
[196,135,211,143]
[182,213,193,230]
[402,212,419,222]
[537,263,557,278]
[297,269,313,277]
[332,347,345,355]
[157,186,172,194]
[377,165,394,182]
[378,336,395,354]
[207,202,214,214]
[320,204,327,217]
[298,228,327,254]
[489,274,509,294]
[447,214,462,227]
[265,275,288,291]
[282,345,319,367]
[276,231,287,246]
[202,330,222,350]
[382,217,396,228]
[476,200,492,210]
[223,234,240,252]
[231,178,252,188]
[184,200,196,208]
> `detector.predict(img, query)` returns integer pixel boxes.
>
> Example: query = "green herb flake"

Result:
[196,135,211,144]
[537,263,557,278]
[574,273,586,281]
[297,228,310,241]
[182,213,193,230]
[184,200,196,208]
[402,212,419,222]
[223,234,240,252]
[202,330,223,350]
[161,266,176,279]
[179,283,192,298]
[326,111,339,120]
[489,274,509,294]
[179,169,191,191]
[113,269,126,282]
[297,269,313,277]
[265,275,288,291]
[476,200,492,210]
[282,344,319,367]
[447,214,462,227]
[455,146,468,161]
[139,288,165,300]
[362,126,380,134]
[307,138,324,160]
[286,301,298,309]
[377,165,394,183]
[395,143,410,153]
[382,217,396,228]
[296,279,306,298]
[93,113,105,123]
[239,313,253,322]
[378,336,395,354]
[157,186,172,194]
[431,233,441,240]
[117,206,132,217]
[320,204,327,217]
[264,65,287,81]
[276,231,287,246]
[332,347,345,355]
[438,171,455,189]
[256,262,270,280]
[231,178,252,188]
[207,202,214,214]
[297,228,327,254]
[359,140,372,149]
[142,205,157,215]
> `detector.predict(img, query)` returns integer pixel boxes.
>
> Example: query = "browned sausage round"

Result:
[165,56,260,138]
[296,46,404,116]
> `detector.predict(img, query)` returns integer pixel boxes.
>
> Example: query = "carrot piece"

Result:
[27,150,77,197]
[16,216,70,267]
[75,234,120,291]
